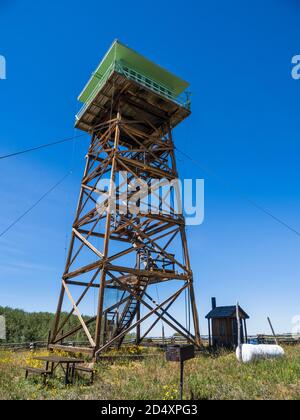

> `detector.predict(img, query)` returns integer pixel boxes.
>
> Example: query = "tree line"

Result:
[0,306,88,343]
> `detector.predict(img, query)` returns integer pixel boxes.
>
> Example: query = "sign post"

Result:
[166,345,195,400]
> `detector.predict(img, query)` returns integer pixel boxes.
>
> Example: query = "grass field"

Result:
[1,345,300,400]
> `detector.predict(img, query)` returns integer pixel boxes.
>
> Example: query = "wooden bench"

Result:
[24,367,52,384]
[75,363,95,384]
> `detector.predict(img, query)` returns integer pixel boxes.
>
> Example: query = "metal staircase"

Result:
[108,223,158,347]
[113,277,148,348]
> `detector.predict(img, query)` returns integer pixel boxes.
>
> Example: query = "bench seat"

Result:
[24,366,52,383]
[75,366,94,373]
[75,365,95,384]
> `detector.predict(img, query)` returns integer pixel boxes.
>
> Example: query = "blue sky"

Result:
[0,0,300,336]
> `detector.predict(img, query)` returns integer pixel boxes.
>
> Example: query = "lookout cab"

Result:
[75,39,191,135]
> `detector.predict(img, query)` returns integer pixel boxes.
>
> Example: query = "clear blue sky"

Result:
[0,0,299,336]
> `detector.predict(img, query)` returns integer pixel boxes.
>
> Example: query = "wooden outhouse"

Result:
[206,298,249,348]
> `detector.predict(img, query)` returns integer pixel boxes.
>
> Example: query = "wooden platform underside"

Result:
[75,71,190,135]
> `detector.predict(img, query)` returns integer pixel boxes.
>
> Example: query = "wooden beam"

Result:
[62,280,96,348]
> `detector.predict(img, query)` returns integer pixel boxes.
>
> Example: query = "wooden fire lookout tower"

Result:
[50,40,201,357]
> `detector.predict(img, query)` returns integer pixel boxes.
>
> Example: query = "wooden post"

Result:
[162,324,165,346]
[236,302,242,361]
[243,319,248,344]
[208,319,211,347]
[180,360,184,401]
[267,317,278,345]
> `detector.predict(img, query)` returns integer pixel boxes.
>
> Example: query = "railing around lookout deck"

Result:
[75,61,191,123]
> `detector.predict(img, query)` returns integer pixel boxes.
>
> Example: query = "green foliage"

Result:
[0,307,89,343]
[1,346,300,400]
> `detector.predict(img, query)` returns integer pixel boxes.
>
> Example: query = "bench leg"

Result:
[65,363,70,385]
[25,370,29,379]
[71,364,76,384]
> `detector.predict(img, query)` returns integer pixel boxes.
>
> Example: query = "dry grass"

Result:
[1,345,300,400]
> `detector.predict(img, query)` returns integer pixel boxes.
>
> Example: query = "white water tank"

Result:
[236,344,285,363]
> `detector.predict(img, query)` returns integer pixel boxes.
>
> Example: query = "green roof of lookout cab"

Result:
[78,40,190,103]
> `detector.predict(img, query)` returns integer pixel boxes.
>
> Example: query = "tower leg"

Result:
[51,146,94,345]
[169,127,201,347]
[94,115,121,352]
[180,227,201,347]
[189,283,201,347]
[51,284,65,341]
